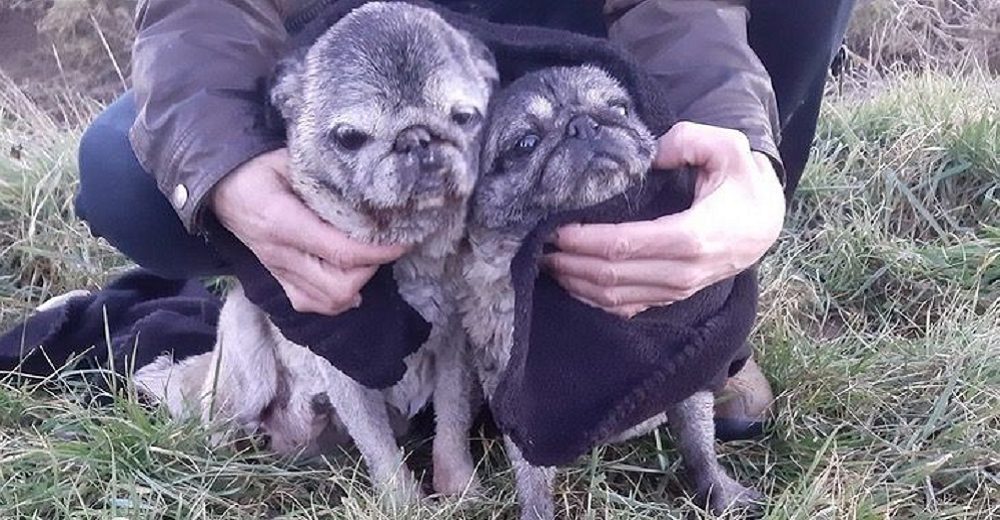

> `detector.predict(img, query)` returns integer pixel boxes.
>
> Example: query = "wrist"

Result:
[750,149,786,189]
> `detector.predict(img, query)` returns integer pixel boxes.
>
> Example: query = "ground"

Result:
[1,1,998,519]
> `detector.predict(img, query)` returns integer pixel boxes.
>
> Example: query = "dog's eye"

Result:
[610,100,629,117]
[329,124,369,151]
[451,106,480,126]
[514,133,540,154]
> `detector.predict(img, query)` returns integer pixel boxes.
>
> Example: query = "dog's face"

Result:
[473,66,655,229]
[272,3,497,241]
[257,391,350,457]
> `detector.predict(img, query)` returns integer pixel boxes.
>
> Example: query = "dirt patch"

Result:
[846,0,1000,75]
[0,6,58,86]
[0,1,133,114]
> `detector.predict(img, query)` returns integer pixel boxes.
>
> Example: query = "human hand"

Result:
[543,122,785,318]
[211,149,408,315]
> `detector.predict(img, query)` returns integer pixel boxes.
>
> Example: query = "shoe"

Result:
[714,355,772,441]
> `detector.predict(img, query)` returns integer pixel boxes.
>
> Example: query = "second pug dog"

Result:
[459,65,761,519]
[197,2,495,503]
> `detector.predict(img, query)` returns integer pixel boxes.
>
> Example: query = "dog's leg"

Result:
[666,390,763,515]
[324,371,423,506]
[200,286,281,444]
[431,327,480,496]
[475,332,555,519]
[502,436,556,520]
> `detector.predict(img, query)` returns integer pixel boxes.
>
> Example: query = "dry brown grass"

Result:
[38,0,135,84]
[5,0,134,107]
[846,0,1000,75]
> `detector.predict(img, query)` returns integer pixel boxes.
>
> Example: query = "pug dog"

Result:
[459,65,761,519]
[136,2,496,504]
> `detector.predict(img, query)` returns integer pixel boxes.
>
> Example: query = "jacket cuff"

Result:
[745,132,785,189]
[129,123,285,234]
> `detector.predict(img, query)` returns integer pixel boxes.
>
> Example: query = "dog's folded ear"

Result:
[270,49,307,122]
[460,30,499,89]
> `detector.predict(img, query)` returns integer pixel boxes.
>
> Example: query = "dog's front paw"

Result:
[432,457,480,497]
[377,471,426,510]
[696,473,764,516]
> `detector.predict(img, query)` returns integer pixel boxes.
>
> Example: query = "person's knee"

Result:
[75,121,133,238]
[76,94,139,229]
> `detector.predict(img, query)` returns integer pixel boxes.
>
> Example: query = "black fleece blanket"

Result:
[0,270,219,378]
[501,186,756,466]
[206,226,431,389]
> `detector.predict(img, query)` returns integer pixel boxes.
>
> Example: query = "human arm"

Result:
[130,0,291,231]
[130,1,405,315]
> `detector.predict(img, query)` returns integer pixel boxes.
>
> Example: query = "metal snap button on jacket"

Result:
[171,184,189,209]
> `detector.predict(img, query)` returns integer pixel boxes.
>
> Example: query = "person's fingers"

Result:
[263,148,291,174]
[654,123,757,205]
[543,253,708,290]
[273,263,358,315]
[553,211,705,262]
[263,191,407,268]
[260,243,375,315]
[552,281,655,319]
[283,249,376,311]
[273,280,318,314]
[609,304,653,319]
[271,270,344,315]
[301,220,408,268]
[551,274,696,309]
[653,121,750,172]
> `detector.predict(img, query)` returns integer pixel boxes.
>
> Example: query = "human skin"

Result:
[543,121,786,318]
[210,148,408,316]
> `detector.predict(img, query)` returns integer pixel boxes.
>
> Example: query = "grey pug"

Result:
[459,65,762,519]
[135,1,495,504]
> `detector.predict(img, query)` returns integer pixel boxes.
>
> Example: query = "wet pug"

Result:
[137,2,496,504]
[459,65,761,519]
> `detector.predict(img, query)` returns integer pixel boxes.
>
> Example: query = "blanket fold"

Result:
[0,269,219,378]
[205,225,432,389]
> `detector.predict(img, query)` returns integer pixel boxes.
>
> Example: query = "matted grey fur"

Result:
[136,1,496,504]
[458,65,762,519]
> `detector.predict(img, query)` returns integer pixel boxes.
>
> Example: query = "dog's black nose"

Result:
[394,126,434,154]
[566,114,600,140]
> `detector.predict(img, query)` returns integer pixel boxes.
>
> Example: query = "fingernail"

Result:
[352,296,363,308]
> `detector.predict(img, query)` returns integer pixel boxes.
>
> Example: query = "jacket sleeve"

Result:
[129,0,290,233]
[604,0,784,181]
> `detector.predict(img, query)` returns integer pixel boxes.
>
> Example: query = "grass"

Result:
[2,3,1000,519]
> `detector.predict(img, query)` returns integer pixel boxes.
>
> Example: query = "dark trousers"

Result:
[76,94,230,279]
[75,1,855,279]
